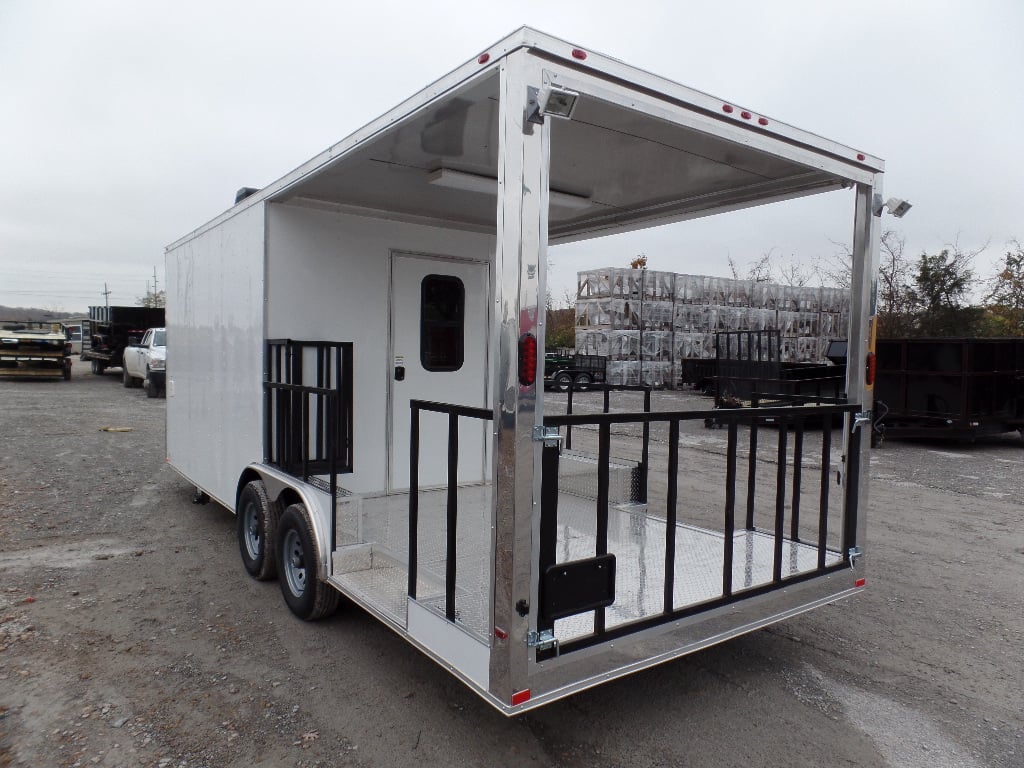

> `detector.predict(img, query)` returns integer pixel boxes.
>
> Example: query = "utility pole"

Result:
[102,283,111,317]
[152,266,158,296]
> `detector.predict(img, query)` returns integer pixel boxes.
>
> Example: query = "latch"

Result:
[532,425,563,447]
[848,546,864,568]
[527,629,560,656]
[853,411,872,431]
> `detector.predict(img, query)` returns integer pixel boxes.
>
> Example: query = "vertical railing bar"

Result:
[791,418,804,541]
[723,420,738,597]
[315,346,324,461]
[842,423,862,560]
[773,418,788,582]
[408,404,420,599]
[603,387,610,414]
[301,394,309,480]
[446,412,459,621]
[817,423,832,569]
[640,388,651,503]
[328,393,337,556]
[663,419,679,613]
[537,441,560,638]
[595,422,610,635]
[565,385,574,450]
[745,414,759,530]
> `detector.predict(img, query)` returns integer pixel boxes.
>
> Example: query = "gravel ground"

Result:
[0,364,1021,767]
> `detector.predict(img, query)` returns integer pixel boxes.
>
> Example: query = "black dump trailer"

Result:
[874,337,1024,441]
[80,305,166,374]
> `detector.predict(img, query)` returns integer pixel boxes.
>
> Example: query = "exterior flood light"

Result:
[527,85,580,124]
[873,194,912,218]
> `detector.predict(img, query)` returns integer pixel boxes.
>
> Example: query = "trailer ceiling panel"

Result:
[277,68,844,239]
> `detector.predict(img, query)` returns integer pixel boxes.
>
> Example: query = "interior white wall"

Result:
[266,204,496,494]
[166,203,266,508]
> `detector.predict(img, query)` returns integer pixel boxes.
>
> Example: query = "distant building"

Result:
[575,268,850,387]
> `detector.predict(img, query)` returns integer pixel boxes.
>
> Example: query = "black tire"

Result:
[62,363,71,381]
[277,503,339,620]
[122,367,132,388]
[554,372,572,392]
[573,373,591,391]
[145,373,158,398]
[91,359,106,375]
[237,480,280,580]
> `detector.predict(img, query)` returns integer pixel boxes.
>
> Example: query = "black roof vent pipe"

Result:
[235,187,261,204]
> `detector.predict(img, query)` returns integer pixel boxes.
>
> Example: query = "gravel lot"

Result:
[1,363,1021,767]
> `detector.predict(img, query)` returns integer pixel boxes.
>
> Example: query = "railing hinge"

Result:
[853,411,872,431]
[527,629,559,656]
[848,546,864,568]
[532,425,563,447]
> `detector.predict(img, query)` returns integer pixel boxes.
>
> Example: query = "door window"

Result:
[420,274,465,371]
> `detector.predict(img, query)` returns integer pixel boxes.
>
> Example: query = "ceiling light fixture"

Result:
[427,168,592,211]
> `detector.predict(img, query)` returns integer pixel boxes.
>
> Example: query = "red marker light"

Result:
[857,153,865,161]
[758,117,769,126]
[511,689,531,706]
[740,111,752,120]
[494,627,508,640]
[855,578,866,588]
[865,352,876,386]
[478,53,490,65]
[722,104,734,114]
[518,333,537,386]
[571,48,587,60]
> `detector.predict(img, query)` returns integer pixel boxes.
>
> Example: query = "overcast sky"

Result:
[1,0,1021,313]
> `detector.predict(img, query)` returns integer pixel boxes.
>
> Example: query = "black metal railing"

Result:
[563,383,652,502]
[264,340,354,550]
[536,401,861,658]
[407,399,493,622]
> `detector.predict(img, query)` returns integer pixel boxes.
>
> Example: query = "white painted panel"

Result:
[265,204,495,495]
[406,598,490,691]
[165,203,266,508]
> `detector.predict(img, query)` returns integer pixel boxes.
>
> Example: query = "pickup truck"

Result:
[122,327,166,397]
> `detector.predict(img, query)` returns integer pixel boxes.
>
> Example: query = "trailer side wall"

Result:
[166,203,266,506]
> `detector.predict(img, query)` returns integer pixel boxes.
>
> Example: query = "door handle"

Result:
[394,366,405,381]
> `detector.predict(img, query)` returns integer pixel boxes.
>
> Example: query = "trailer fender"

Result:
[241,464,334,580]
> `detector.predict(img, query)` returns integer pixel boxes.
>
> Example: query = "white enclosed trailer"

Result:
[166,27,882,714]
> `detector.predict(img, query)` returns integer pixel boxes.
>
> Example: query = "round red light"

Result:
[571,48,587,60]
[758,117,768,126]
[478,53,490,65]
[518,333,538,386]
[857,153,865,161]
[722,104,734,113]
[740,111,752,120]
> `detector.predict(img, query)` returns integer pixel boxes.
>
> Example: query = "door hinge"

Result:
[527,629,559,656]
[532,425,562,447]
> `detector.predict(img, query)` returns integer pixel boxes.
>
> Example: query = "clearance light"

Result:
[478,53,490,64]
[511,689,532,706]
[865,352,876,386]
[758,117,769,126]
[571,48,587,60]
[740,111,752,120]
[722,104,734,113]
[518,333,538,386]
[855,578,866,588]
[857,153,866,161]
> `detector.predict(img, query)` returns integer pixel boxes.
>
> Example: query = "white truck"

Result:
[121,327,166,397]
[166,27,882,714]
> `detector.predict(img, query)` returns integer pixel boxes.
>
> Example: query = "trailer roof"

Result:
[169,27,883,250]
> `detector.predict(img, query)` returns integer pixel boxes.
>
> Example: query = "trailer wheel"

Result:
[62,363,71,381]
[144,374,159,398]
[91,360,106,375]
[573,373,592,391]
[122,368,133,388]
[277,503,339,620]
[237,480,280,580]
[554,372,572,392]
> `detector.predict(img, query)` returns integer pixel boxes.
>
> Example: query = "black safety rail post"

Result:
[565,385,574,451]
[263,340,272,462]
[603,387,610,414]
[817,424,832,569]
[842,422,862,560]
[723,420,738,597]
[791,418,804,542]
[536,440,560,638]
[640,387,651,503]
[445,411,459,621]
[595,421,610,634]
[745,396,759,530]
[773,416,788,582]
[663,419,679,612]
[408,403,420,599]
[328,393,337,554]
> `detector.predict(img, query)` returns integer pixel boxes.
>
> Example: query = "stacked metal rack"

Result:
[575,268,850,387]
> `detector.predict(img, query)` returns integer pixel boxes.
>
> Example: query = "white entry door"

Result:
[388,253,490,492]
